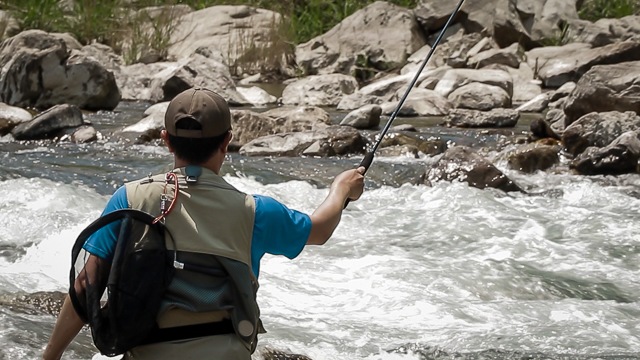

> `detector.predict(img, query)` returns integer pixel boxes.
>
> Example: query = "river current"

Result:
[0,102,639,359]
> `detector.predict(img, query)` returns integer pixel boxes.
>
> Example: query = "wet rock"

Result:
[571,131,640,175]
[446,108,519,128]
[506,142,561,173]
[260,347,312,360]
[424,145,524,192]
[70,125,98,144]
[0,291,65,316]
[563,61,640,126]
[11,104,84,140]
[379,132,447,156]
[530,117,561,141]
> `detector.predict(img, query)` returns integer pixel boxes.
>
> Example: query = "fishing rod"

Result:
[345,0,466,207]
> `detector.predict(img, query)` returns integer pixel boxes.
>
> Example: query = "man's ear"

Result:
[161,130,174,153]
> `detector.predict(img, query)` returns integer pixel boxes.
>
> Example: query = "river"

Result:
[0,101,639,359]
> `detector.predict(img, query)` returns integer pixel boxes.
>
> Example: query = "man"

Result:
[43,88,365,360]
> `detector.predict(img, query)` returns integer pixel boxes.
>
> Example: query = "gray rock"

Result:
[295,2,426,75]
[11,104,84,140]
[562,111,640,156]
[448,83,511,111]
[0,30,121,110]
[340,104,381,130]
[563,61,640,125]
[571,131,640,175]
[281,74,358,106]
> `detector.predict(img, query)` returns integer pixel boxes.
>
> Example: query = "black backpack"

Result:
[69,209,175,356]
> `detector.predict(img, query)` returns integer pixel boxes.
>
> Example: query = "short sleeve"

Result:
[251,195,311,277]
[82,186,129,260]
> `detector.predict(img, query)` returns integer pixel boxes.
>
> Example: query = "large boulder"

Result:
[562,111,640,156]
[569,15,640,47]
[167,5,285,73]
[295,1,426,76]
[116,54,247,104]
[526,41,640,88]
[0,30,121,111]
[0,103,32,135]
[563,61,640,126]
[414,0,580,49]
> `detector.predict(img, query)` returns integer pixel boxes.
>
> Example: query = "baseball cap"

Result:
[164,88,231,138]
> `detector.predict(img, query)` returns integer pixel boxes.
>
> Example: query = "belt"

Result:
[139,318,235,346]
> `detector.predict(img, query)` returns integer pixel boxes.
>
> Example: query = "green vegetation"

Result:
[578,0,639,21]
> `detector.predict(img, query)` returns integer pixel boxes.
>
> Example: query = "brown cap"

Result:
[164,88,231,138]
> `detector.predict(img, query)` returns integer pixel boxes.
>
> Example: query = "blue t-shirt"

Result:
[83,186,311,278]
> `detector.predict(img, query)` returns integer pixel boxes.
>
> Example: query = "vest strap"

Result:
[139,319,234,346]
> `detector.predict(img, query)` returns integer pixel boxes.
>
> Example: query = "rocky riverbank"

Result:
[0,0,639,192]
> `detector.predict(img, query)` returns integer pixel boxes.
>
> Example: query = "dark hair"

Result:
[167,118,229,164]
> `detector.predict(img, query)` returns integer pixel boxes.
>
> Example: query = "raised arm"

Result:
[307,166,365,245]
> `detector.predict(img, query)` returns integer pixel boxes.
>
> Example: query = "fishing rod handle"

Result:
[343,151,374,209]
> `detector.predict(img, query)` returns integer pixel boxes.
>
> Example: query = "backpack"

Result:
[68,209,176,356]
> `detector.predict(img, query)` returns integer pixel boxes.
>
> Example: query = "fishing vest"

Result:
[124,166,260,352]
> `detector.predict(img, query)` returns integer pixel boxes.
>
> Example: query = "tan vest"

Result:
[124,167,259,351]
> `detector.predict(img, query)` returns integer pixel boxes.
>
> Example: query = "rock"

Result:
[378,132,447,156]
[147,54,248,105]
[237,86,277,106]
[562,111,640,156]
[424,145,523,192]
[506,142,561,173]
[0,103,33,135]
[467,42,524,69]
[516,94,550,113]
[526,41,640,88]
[448,83,512,110]
[563,61,640,126]
[168,5,284,71]
[446,108,520,128]
[11,104,84,140]
[70,125,98,143]
[281,74,358,106]
[340,104,381,130]
[569,15,640,47]
[239,125,366,157]
[0,30,121,110]
[295,1,426,76]
[434,68,513,98]
[230,107,331,148]
[571,131,640,175]
[381,88,452,116]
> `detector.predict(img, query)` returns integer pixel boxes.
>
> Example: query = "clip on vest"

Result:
[185,165,202,184]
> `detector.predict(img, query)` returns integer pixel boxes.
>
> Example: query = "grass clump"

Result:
[578,0,639,21]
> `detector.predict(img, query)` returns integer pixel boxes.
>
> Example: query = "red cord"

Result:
[153,172,179,224]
